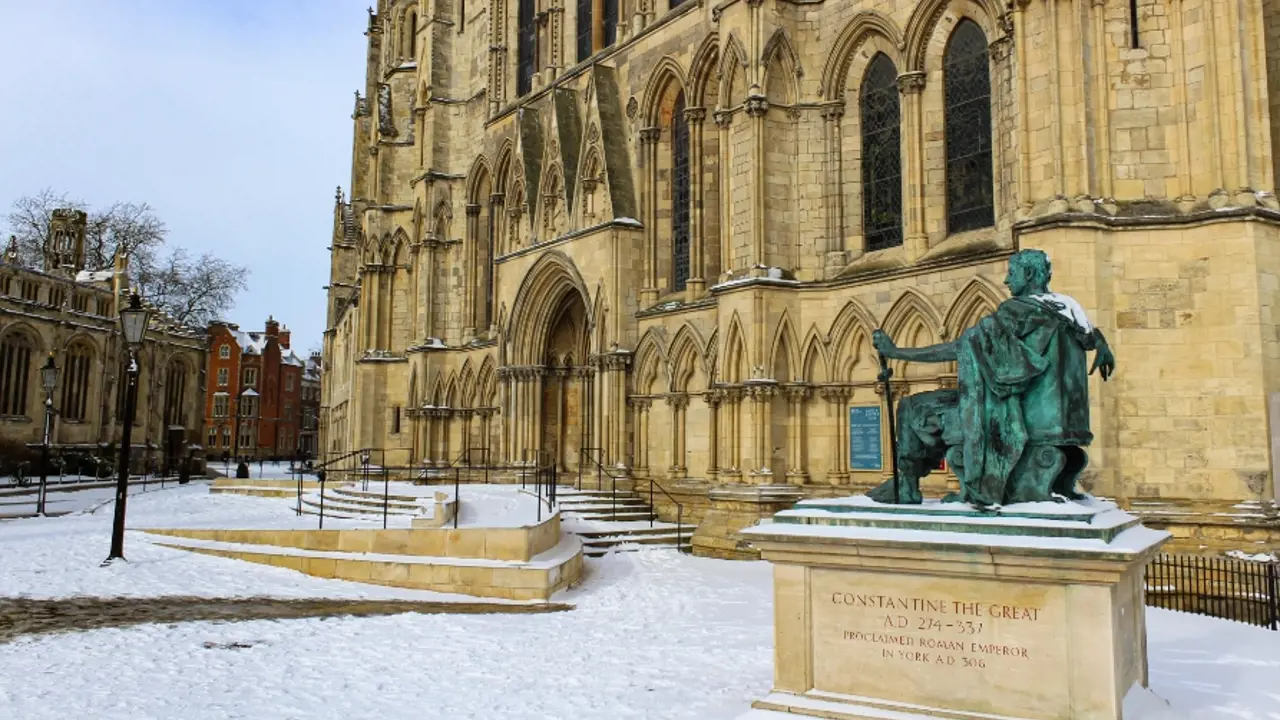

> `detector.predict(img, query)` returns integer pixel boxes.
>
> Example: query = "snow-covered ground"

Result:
[0,487,1277,719]
[0,477,199,519]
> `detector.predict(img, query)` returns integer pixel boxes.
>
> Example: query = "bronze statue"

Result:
[869,249,1116,508]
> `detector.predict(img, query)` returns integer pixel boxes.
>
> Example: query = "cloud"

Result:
[0,0,367,350]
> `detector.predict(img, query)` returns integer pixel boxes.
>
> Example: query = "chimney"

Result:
[265,315,280,337]
[279,325,291,350]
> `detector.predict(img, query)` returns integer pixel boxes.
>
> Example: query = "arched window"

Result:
[576,0,593,62]
[944,20,995,234]
[671,92,691,292]
[0,333,33,417]
[405,11,417,58]
[164,362,187,430]
[517,0,536,96]
[60,343,93,422]
[219,344,230,359]
[861,53,903,251]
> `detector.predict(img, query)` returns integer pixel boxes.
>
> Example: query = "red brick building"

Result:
[204,317,307,459]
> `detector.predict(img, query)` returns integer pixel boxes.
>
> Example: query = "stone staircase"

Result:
[555,488,691,557]
[295,484,432,521]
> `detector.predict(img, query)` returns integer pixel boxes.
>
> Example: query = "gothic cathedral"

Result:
[322,0,1280,556]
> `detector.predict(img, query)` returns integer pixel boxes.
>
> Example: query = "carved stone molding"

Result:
[712,109,733,128]
[896,72,926,95]
[684,106,707,124]
[628,397,652,411]
[638,126,661,144]
[783,384,812,401]
[744,95,769,118]
[465,204,482,217]
[819,103,845,122]
[665,394,690,410]
[818,385,854,403]
[989,36,1013,62]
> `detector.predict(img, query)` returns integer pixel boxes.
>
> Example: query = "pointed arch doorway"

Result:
[506,253,595,476]
[540,291,589,473]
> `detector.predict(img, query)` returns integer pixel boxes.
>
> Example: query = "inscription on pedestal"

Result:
[810,569,1069,717]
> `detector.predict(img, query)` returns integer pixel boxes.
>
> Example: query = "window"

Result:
[239,425,254,450]
[0,333,33,416]
[576,0,592,62]
[285,375,294,392]
[217,367,228,387]
[208,429,217,447]
[285,401,293,419]
[944,20,995,235]
[72,293,88,313]
[21,280,39,302]
[48,287,65,308]
[603,0,618,46]
[222,426,231,448]
[219,344,230,359]
[243,368,257,387]
[671,92,691,292]
[392,406,401,435]
[861,54,904,252]
[60,344,93,422]
[1129,0,1140,48]
[164,363,187,430]
[517,0,536,96]
[214,395,229,417]
[241,395,258,418]
[96,298,111,316]
[0,275,10,295]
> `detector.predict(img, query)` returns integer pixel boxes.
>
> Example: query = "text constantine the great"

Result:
[830,593,1042,622]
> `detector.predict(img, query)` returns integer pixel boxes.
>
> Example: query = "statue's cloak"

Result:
[955,296,1095,505]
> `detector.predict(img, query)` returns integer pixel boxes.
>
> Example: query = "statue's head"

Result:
[1004,249,1052,297]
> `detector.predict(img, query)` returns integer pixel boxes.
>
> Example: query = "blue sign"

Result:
[849,405,883,471]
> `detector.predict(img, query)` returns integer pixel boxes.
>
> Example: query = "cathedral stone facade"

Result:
[322,0,1280,556]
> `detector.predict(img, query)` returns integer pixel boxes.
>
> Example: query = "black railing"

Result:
[521,449,557,522]
[578,448,688,554]
[1146,553,1279,631]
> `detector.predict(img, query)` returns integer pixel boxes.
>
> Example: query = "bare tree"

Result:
[4,189,248,327]
[133,248,249,327]
[5,188,166,271]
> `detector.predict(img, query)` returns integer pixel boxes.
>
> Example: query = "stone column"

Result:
[666,393,689,478]
[820,386,852,484]
[784,384,810,484]
[630,397,651,474]
[746,383,778,483]
[705,390,721,479]
[498,367,513,463]
[719,386,743,479]
[821,102,848,275]
[713,110,733,280]
[897,71,927,262]
[463,204,481,338]
[744,95,769,270]
[638,127,661,304]
[685,106,707,297]
[423,236,437,339]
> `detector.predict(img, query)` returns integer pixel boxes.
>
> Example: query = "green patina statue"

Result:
[869,249,1116,508]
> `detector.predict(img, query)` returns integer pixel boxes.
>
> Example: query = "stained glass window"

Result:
[603,0,618,47]
[576,0,593,63]
[671,93,691,292]
[861,53,903,252]
[944,20,995,234]
[517,0,536,97]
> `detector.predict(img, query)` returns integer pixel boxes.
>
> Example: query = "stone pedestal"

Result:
[691,484,804,560]
[738,496,1170,720]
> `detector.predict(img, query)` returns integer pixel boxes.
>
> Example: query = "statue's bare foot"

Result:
[867,476,923,504]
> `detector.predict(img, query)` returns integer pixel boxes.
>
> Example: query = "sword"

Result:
[876,336,901,505]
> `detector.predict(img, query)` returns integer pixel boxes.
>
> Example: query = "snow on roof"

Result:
[282,350,305,368]
[74,269,114,284]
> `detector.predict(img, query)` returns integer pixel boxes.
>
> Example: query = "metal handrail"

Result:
[578,449,688,554]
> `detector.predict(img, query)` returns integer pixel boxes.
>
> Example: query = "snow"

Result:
[1227,550,1279,563]
[0,490,1277,719]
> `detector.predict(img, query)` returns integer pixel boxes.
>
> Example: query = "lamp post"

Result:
[37,354,58,516]
[104,291,150,565]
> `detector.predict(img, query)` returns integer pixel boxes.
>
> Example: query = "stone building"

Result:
[321,0,1280,556]
[0,211,207,472]
[204,319,306,460]
[300,351,322,458]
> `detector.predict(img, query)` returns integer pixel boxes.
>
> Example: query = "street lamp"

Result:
[103,291,150,566]
[37,354,58,516]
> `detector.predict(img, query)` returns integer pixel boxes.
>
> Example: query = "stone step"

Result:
[572,526,687,539]
[556,500,652,512]
[563,509,656,523]
[582,532,690,549]
[298,496,422,518]
[583,540,691,557]
[324,488,426,510]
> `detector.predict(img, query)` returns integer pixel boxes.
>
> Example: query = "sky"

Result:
[0,0,368,352]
